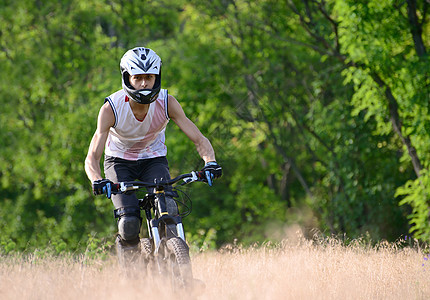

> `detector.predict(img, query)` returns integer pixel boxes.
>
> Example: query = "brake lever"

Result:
[120,182,139,192]
[182,171,199,185]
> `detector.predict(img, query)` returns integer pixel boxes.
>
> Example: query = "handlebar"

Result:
[102,171,207,198]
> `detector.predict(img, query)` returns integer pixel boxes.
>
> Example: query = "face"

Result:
[129,74,156,90]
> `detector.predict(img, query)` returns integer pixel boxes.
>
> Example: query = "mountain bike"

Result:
[102,170,208,288]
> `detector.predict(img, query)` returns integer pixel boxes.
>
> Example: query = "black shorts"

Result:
[104,155,171,209]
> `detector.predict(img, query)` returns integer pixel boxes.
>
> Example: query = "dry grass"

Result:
[1,234,429,300]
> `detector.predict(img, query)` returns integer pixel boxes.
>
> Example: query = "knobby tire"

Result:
[161,237,193,289]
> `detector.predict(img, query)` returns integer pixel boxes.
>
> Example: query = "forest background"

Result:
[1,0,429,253]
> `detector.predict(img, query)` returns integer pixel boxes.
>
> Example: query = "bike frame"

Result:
[142,186,187,255]
[104,171,204,254]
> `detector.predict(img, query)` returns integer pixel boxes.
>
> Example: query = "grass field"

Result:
[1,234,429,299]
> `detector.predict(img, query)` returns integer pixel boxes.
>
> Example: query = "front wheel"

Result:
[159,237,193,289]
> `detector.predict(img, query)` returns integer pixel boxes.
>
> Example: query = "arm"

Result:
[84,102,115,182]
[168,95,216,164]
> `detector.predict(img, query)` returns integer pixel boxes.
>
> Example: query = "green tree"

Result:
[1,0,428,253]
[0,0,183,251]
[160,0,412,241]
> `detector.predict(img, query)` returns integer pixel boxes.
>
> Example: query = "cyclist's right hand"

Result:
[201,161,222,186]
[92,178,114,195]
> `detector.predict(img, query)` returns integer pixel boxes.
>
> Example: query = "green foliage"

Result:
[1,0,429,253]
[83,234,114,261]
[330,0,430,239]
[396,169,430,240]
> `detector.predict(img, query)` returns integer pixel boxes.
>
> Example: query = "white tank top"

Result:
[104,89,169,160]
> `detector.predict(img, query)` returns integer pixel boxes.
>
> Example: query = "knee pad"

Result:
[114,207,141,241]
[118,215,141,241]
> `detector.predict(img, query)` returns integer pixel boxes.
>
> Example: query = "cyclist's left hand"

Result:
[201,161,222,186]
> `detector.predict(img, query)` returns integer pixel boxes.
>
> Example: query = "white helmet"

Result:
[120,47,162,104]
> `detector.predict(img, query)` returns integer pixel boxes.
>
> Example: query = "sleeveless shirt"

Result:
[104,89,169,160]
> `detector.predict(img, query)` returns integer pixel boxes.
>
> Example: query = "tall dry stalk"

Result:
[1,236,429,300]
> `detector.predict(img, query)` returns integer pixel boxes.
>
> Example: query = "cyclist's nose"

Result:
[141,80,147,89]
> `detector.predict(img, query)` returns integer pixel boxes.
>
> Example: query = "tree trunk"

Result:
[406,0,427,57]
[371,72,423,177]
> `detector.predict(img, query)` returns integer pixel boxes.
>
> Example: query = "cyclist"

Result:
[84,47,222,263]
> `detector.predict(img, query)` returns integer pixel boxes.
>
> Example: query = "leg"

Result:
[104,156,141,266]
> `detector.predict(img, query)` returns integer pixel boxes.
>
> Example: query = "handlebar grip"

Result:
[112,183,120,192]
[196,171,205,180]
[194,170,213,185]
[197,170,212,184]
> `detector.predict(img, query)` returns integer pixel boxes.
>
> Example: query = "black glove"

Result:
[201,161,222,186]
[92,179,114,195]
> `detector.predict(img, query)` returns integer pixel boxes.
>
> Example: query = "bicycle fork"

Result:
[145,193,186,255]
